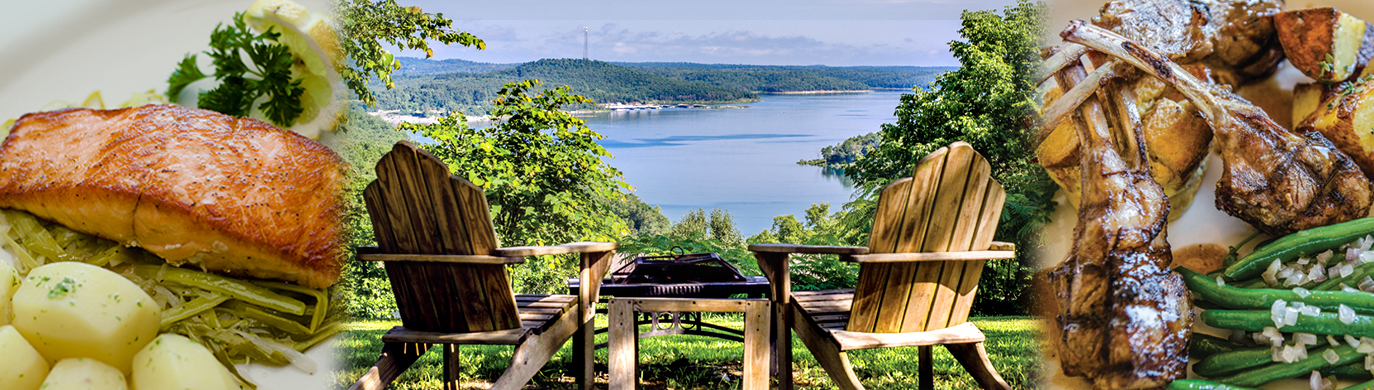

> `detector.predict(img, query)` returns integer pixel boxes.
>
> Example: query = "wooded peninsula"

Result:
[369,58,950,115]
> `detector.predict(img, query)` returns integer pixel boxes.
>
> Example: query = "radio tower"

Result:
[583,27,589,60]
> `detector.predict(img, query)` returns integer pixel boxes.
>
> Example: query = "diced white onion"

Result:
[1217,276,1226,286]
[1302,306,1322,317]
[1286,307,1301,326]
[1275,345,1286,362]
[1360,337,1374,353]
[1343,264,1357,278]
[1330,335,1343,346]
[1297,333,1319,345]
[1319,250,1336,264]
[1310,265,1328,283]
[1362,235,1373,251]
[1281,267,1296,279]
[1300,257,1311,265]
[1284,345,1299,363]
[1350,248,1363,265]
[1341,304,1357,324]
[1264,260,1282,286]
[1361,276,1374,292]
[1295,287,1312,298]
[1345,286,1362,294]
[1326,349,1342,364]
[1362,251,1374,265]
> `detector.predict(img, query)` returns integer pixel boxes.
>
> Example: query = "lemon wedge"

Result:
[243,0,345,139]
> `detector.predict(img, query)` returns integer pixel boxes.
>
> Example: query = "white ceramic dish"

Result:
[1041,0,1374,389]
[0,1,337,389]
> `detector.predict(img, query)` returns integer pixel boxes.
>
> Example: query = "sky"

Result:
[395,0,1023,67]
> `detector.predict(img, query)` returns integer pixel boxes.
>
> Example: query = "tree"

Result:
[337,0,485,106]
[841,0,1054,315]
[399,80,632,293]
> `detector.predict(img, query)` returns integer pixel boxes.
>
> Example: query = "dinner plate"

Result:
[0,1,337,389]
[1040,1,1374,389]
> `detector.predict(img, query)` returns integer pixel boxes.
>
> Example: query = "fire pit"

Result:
[566,251,771,345]
[569,252,770,299]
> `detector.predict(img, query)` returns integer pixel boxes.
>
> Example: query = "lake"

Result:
[580,90,906,235]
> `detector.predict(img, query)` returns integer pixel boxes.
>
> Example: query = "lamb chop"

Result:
[1094,0,1286,86]
[1049,21,1373,236]
[1047,51,1192,390]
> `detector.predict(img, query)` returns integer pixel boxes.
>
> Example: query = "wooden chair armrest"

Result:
[747,243,869,256]
[355,247,525,264]
[988,241,1015,251]
[847,249,1015,263]
[495,241,618,257]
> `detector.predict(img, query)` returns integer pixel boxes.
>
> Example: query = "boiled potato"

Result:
[0,253,18,325]
[1275,7,1369,82]
[0,325,48,390]
[131,334,242,390]
[1296,77,1374,179]
[40,358,128,390]
[11,262,159,374]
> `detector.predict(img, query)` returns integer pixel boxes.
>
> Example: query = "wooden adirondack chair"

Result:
[349,141,615,390]
[750,142,1016,390]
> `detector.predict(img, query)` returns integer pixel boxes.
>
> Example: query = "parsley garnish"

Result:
[166,12,304,126]
[48,277,78,299]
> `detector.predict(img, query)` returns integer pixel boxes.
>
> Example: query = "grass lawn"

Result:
[333,315,1043,390]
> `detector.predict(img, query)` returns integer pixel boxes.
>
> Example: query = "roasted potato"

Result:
[10,262,159,374]
[1275,7,1370,82]
[1296,77,1374,179]
[0,325,47,390]
[1037,78,1212,219]
[131,334,243,390]
[40,358,127,390]
[0,257,17,325]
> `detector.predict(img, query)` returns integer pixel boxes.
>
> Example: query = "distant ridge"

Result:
[375,57,947,114]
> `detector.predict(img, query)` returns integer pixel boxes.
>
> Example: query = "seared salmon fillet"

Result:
[0,105,345,288]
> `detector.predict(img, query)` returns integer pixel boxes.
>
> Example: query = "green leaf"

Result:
[166,55,208,100]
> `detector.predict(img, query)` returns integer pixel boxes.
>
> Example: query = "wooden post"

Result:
[443,344,461,390]
[756,251,793,390]
[919,345,934,390]
[609,299,637,390]
[743,300,772,390]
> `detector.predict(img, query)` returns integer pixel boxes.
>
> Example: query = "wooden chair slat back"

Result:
[846,142,1004,333]
[363,141,521,333]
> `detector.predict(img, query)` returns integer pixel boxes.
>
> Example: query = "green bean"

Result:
[1316,261,1374,291]
[1349,378,1374,390]
[1226,217,1374,280]
[160,292,229,329]
[1321,361,1373,380]
[1179,266,1374,312]
[1202,310,1374,337]
[1167,379,1260,390]
[1211,345,1363,387]
[1192,346,1272,377]
[1223,232,1265,268]
[133,265,306,315]
[1191,333,1246,359]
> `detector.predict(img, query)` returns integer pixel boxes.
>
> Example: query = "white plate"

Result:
[0,1,337,389]
[1042,0,1374,389]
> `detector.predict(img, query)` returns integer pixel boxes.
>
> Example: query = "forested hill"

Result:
[373,59,756,115]
[373,58,950,115]
[615,62,953,91]
[395,57,518,74]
